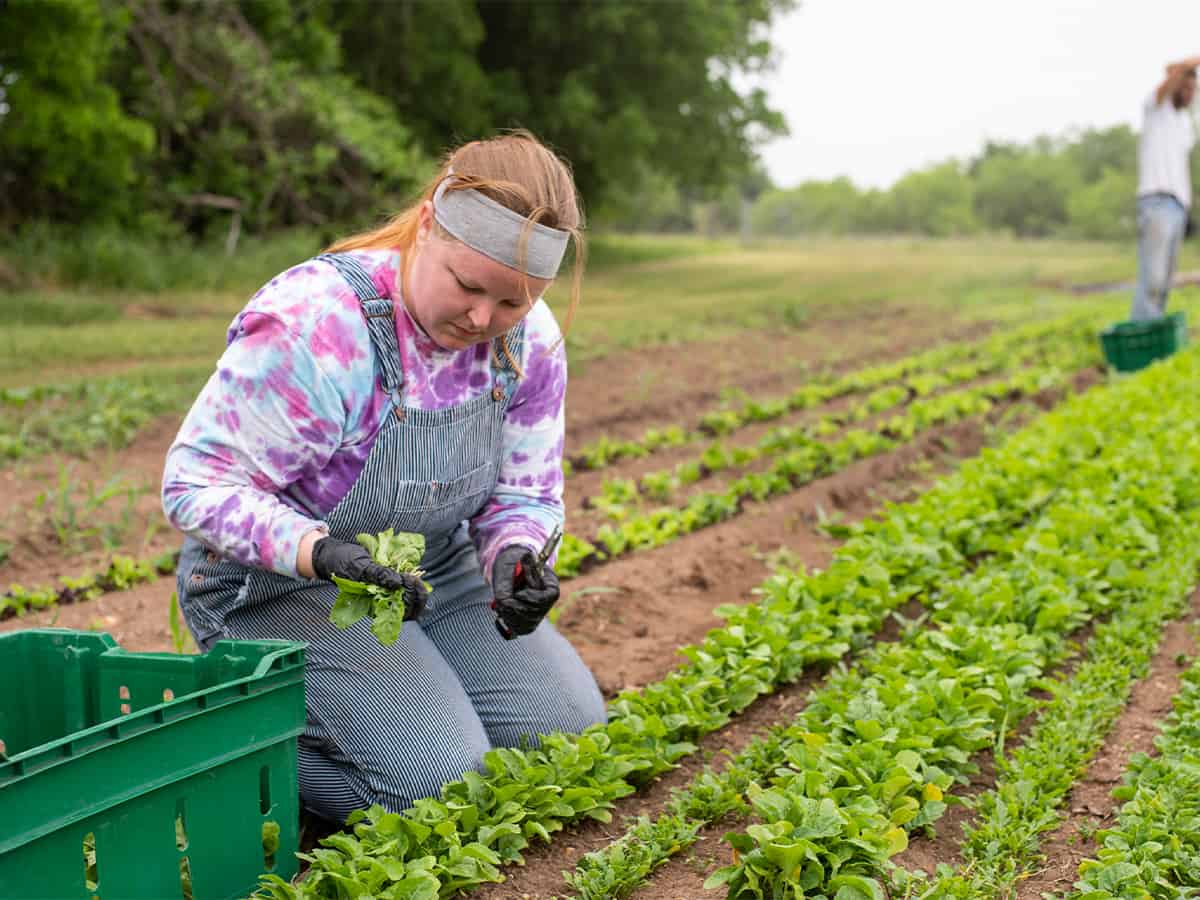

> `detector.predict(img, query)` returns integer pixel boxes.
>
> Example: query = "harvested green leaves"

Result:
[329,530,429,645]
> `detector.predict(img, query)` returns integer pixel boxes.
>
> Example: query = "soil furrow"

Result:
[1011,589,1200,898]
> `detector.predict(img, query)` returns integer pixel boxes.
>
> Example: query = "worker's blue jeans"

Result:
[1131,193,1187,322]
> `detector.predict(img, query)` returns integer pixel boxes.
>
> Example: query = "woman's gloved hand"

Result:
[311,536,428,621]
[491,544,560,637]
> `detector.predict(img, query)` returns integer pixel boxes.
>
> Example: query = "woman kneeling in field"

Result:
[162,131,605,824]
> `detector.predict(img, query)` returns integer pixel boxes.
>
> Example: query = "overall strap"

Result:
[489,321,527,392]
[315,253,405,402]
[487,322,526,404]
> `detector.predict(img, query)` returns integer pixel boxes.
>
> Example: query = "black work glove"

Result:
[311,536,428,621]
[491,544,560,637]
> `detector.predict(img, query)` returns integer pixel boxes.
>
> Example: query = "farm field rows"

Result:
[4,238,1200,898]
[249,334,1200,899]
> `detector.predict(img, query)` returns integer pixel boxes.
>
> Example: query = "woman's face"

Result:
[404,201,552,351]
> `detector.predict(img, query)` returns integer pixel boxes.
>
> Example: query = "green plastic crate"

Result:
[1100,311,1188,373]
[0,629,307,900]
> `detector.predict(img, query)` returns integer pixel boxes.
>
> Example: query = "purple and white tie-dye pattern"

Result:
[162,249,566,579]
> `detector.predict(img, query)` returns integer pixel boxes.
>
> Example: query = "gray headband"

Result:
[432,177,570,279]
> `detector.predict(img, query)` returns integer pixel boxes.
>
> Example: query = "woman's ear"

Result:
[416,200,434,242]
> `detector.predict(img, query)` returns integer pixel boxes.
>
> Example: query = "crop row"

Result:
[256,318,1132,898]
[707,363,1200,898]
[568,351,1200,898]
[565,313,1102,473]
[0,550,178,620]
[1067,630,1200,895]
[904,538,1198,897]
[0,316,1092,620]
[559,345,1094,578]
[0,367,206,461]
[582,327,1098,519]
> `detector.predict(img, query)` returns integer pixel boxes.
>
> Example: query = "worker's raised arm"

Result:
[1156,56,1200,105]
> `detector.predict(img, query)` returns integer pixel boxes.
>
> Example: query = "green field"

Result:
[3,235,1194,386]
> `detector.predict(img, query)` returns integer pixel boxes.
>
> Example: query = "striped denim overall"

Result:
[176,253,606,824]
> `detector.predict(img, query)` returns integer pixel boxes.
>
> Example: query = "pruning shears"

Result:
[492,525,563,640]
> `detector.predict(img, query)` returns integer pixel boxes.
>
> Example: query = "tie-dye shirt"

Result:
[161,249,565,581]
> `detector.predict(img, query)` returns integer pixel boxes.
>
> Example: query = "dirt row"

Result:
[0,316,989,611]
[565,355,1094,543]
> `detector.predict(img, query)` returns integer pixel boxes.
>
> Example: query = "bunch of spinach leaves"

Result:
[330,530,429,645]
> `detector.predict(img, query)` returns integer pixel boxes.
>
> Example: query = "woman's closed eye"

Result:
[455,276,486,295]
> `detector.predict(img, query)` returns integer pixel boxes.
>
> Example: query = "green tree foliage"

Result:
[751,124,1168,240]
[0,0,154,225]
[108,0,428,234]
[469,1,792,205]
[972,146,1079,237]
[1067,168,1137,240]
[2,0,795,234]
[887,161,978,236]
[751,177,864,234]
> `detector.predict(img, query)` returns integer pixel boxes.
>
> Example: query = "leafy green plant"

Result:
[0,550,178,622]
[1067,654,1200,896]
[168,591,197,655]
[30,464,148,556]
[330,530,429,645]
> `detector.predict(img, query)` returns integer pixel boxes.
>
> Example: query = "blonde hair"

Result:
[328,131,585,369]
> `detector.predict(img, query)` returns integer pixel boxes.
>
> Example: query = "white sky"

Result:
[757,0,1200,189]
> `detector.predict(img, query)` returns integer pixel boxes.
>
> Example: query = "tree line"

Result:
[1,0,793,236]
[743,126,1200,241]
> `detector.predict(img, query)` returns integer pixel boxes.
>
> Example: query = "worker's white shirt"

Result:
[1138,90,1196,209]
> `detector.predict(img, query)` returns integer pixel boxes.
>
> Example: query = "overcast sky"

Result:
[757,0,1200,189]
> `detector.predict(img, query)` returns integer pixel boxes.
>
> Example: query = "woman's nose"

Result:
[466,300,491,331]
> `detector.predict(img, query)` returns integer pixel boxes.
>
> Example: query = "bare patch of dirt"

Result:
[0,415,184,588]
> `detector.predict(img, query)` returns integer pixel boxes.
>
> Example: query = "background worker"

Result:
[1131,55,1199,321]
[162,132,606,825]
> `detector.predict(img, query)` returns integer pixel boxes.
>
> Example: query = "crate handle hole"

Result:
[120,703,131,715]
[179,856,192,899]
[162,688,175,702]
[82,831,99,893]
[175,799,189,851]
[259,765,271,814]
[118,685,130,700]
[0,737,6,759]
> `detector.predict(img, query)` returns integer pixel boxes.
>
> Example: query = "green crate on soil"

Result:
[0,629,307,900]
[1100,311,1188,373]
